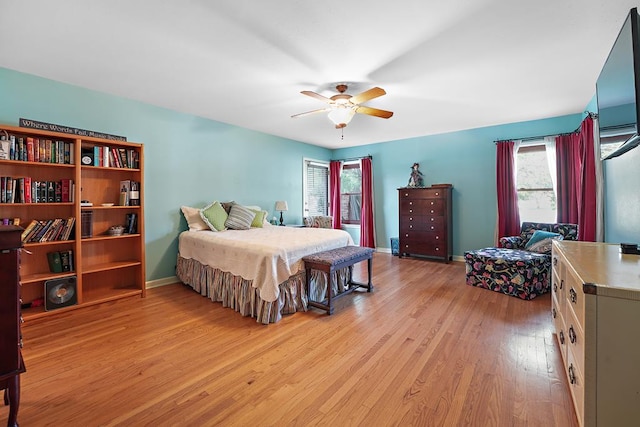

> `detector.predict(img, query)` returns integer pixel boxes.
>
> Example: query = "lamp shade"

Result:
[328,106,356,128]
[275,200,288,211]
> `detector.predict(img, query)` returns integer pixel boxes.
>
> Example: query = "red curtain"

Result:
[496,140,521,241]
[360,157,375,248]
[329,160,342,229]
[556,116,597,241]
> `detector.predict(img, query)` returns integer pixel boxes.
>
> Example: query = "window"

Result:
[340,162,361,224]
[516,143,556,223]
[303,159,329,217]
[600,130,634,159]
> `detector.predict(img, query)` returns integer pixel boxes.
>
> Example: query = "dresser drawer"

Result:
[566,304,585,371]
[400,240,447,257]
[400,230,446,243]
[400,198,445,214]
[566,347,585,427]
[565,270,585,329]
[399,188,447,199]
[400,215,444,231]
[552,293,567,362]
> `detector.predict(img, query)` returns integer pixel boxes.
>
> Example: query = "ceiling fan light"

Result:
[328,106,356,127]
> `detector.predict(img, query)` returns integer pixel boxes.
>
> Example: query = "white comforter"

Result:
[178,226,354,302]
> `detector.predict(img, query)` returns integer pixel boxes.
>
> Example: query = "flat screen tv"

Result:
[597,7,640,160]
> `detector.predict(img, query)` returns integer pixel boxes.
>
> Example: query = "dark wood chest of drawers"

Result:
[398,185,452,262]
[0,225,25,427]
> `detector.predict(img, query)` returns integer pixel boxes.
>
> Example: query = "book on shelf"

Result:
[81,211,93,238]
[59,250,73,272]
[125,213,138,234]
[47,251,63,273]
[0,138,9,160]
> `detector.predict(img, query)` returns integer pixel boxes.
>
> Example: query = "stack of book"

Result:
[0,177,74,204]
[0,134,74,164]
[47,250,75,273]
[21,218,76,243]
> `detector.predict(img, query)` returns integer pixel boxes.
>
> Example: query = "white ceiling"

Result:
[0,1,637,149]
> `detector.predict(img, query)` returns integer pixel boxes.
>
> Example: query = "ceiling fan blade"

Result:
[349,87,386,105]
[301,91,333,103]
[291,108,330,118]
[356,106,394,119]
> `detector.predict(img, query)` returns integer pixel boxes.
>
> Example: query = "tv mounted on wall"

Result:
[597,7,640,160]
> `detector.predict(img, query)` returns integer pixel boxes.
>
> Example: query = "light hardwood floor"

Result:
[5,253,578,426]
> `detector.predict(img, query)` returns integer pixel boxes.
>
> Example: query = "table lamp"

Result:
[275,201,288,226]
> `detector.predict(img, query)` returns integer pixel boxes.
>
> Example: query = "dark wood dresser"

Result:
[398,184,453,262]
[0,225,25,427]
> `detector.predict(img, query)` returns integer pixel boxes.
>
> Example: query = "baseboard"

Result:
[376,247,392,254]
[146,276,179,289]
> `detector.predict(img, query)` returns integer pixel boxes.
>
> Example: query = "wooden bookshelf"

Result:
[0,124,145,321]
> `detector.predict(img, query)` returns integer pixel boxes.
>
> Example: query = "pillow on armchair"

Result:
[524,230,563,254]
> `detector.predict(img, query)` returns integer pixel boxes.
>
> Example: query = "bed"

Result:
[176,224,354,324]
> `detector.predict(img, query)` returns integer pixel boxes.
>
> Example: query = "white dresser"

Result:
[551,241,640,426]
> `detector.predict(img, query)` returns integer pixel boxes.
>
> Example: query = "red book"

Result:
[26,137,35,162]
[60,178,72,203]
[24,177,32,203]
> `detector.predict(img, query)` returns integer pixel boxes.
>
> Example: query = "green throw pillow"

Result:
[225,204,255,230]
[200,201,228,231]
[249,208,266,228]
[524,230,563,254]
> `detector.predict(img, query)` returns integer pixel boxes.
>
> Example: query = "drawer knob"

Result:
[430,226,435,230]
[553,283,558,293]
[559,330,565,345]
[569,326,577,344]
[430,210,434,213]
[553,257,558,266]
[430,201,434,205]
[409,217,413,221]
[435,236,439,240]
[569,288,577,304]
[552,308,556,318]
[435,248,439,251]
[409,202,413,205]
[409,225,413,229]
[409,209,413,213]
[435,192,439,196]
[568,364,577,385]
[405,234,409,237]
[430,218,434,222]
[560,279,564,290]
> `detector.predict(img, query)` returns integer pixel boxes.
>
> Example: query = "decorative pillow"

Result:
[225,204,256,230]
[524,230,563,254]
[221,200,236,214]
[248,208,267,228]
[200,201,228,231]
[245,205,270,226]
[180,206,209,231]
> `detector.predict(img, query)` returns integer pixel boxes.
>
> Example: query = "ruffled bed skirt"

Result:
[176,256,350,324]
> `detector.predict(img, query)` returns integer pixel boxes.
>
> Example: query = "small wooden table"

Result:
[303,246,374,314]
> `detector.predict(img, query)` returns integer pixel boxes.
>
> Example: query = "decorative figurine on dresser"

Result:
[398,184,453,262]
[0,225,26,427]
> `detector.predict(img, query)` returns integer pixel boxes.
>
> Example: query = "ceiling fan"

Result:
[292,84,394,129]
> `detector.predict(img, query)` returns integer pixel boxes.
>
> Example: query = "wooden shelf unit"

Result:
[0,124,145,321]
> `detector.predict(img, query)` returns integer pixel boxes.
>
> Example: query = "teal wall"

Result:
[3,67,607,281]
[332,114,583,257]
[0,68,331,281]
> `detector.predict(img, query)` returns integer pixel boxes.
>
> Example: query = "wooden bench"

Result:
[303,246,374,315]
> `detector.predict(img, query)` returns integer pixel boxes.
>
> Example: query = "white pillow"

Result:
[181,206,209,231]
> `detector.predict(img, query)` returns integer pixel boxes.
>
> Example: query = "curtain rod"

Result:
[495,111,599,144]
[331,154,372,162]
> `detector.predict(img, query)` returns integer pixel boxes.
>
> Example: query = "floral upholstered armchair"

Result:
[303,215,333,229]
[464,222,578,300]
